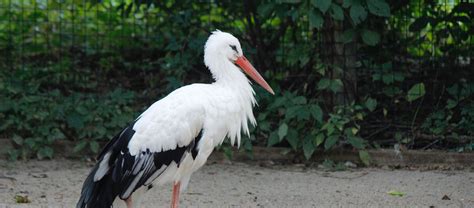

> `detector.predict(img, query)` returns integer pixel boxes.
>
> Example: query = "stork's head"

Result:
[204,30,274,95]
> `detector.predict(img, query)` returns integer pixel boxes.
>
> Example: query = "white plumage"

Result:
[77,30,274,208]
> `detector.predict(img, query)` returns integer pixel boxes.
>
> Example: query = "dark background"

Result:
[0,0,472,162]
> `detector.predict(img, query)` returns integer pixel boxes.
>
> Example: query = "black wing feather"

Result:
[77,119,203,208]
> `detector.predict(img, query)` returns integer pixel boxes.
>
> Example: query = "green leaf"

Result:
[8,150,20,161]
[303,136,316,159]
[327,123,335,135]
[222,146,233,159]
[347,136,366,149]
[259,121,271,132]
[323,122,336,135]
[0,119,13,131]
[267,132,280,147]
[310,104,323,122]
[90,141,100,153]
[359,150,370,166]
[50,128,66,140]
[299,55,310,67]
[383,86,402,97]
[292,96,307,105]
[257,3,275,18]
[269,97,286,109]
[351,127,359,135]
[295,107,311,121]
[311,0,332,13]
[366,0,390,17]
[330,3,344,20]
[95,126,107,136]
[382,74,395,84]
[286,129,299,150]
[309,9,324,29]
[0,100,12,112]
[365,97,377,112]
[387,190,405,197]
[314,133,325,146]
[66,113,84,130]
[324,135,339,150]
[361,29,380,46]
[409,16,432,32]
[341,29,356,43]
[447,84,459,97]
[349,3,367,25]
[372,73,382,81]
[285,106,298,120]
[75,106,88,115]
[37,147,54,159]
[290,8,299,21]
[24,138,35,149]
[382,62,392,70]
[407,83,426,102]
[318,78,331,89]
[242,136,253,152]
[12,135,23,145]
[446,99,458,109]
[42,147,54,159]
[73,140,88,152]
[329,79,344,93]
[280,0,301,3]
[393,73,404,82]
[278,123,289,140]
[322,158,336,169]
[342,0,354,8]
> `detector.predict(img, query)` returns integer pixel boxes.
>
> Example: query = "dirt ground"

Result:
[0,159,473,208]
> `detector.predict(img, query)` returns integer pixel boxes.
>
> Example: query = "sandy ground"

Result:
[0,159,473,208]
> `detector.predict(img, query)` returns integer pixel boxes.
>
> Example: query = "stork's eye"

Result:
[230,44,237,52]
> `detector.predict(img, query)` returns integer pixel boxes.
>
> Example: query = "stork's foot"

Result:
[125,196,133,208]
[171,181,181,208]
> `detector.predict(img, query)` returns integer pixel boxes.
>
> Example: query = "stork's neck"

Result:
[208,57,253,93]
[206,57,257,147]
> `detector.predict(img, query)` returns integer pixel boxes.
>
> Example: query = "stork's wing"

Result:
[97,121,202,200]
[77,85,207,207]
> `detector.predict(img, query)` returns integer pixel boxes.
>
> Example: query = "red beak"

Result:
[235,56,275,95]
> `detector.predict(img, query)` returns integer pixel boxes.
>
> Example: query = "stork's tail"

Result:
[76,164,117,208]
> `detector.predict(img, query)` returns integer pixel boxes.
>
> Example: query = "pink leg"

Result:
[171,181,181,208]
[125,196,133,208]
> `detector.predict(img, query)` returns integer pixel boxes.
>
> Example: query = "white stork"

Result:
[76,30,274,208]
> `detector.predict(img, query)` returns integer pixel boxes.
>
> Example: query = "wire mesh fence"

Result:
[0,0,472,156]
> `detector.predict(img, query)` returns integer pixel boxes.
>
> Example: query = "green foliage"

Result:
[318,78,344,93]
[361,29,380,46]
[0,69,136,159]
[349,2,368,25]
[312,0,332,14]
[366,0,390,17]
[365,98,377,112]
[407,83,426,102]
[309,9,324,29]
[358,150,370,166]
[258,89,374,163]
[321,159,347,171]
[421,82,474,141]
[0,0,472,161]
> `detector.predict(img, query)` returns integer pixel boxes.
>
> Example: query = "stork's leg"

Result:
[125,196,133,208]
[171,181,181,208]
